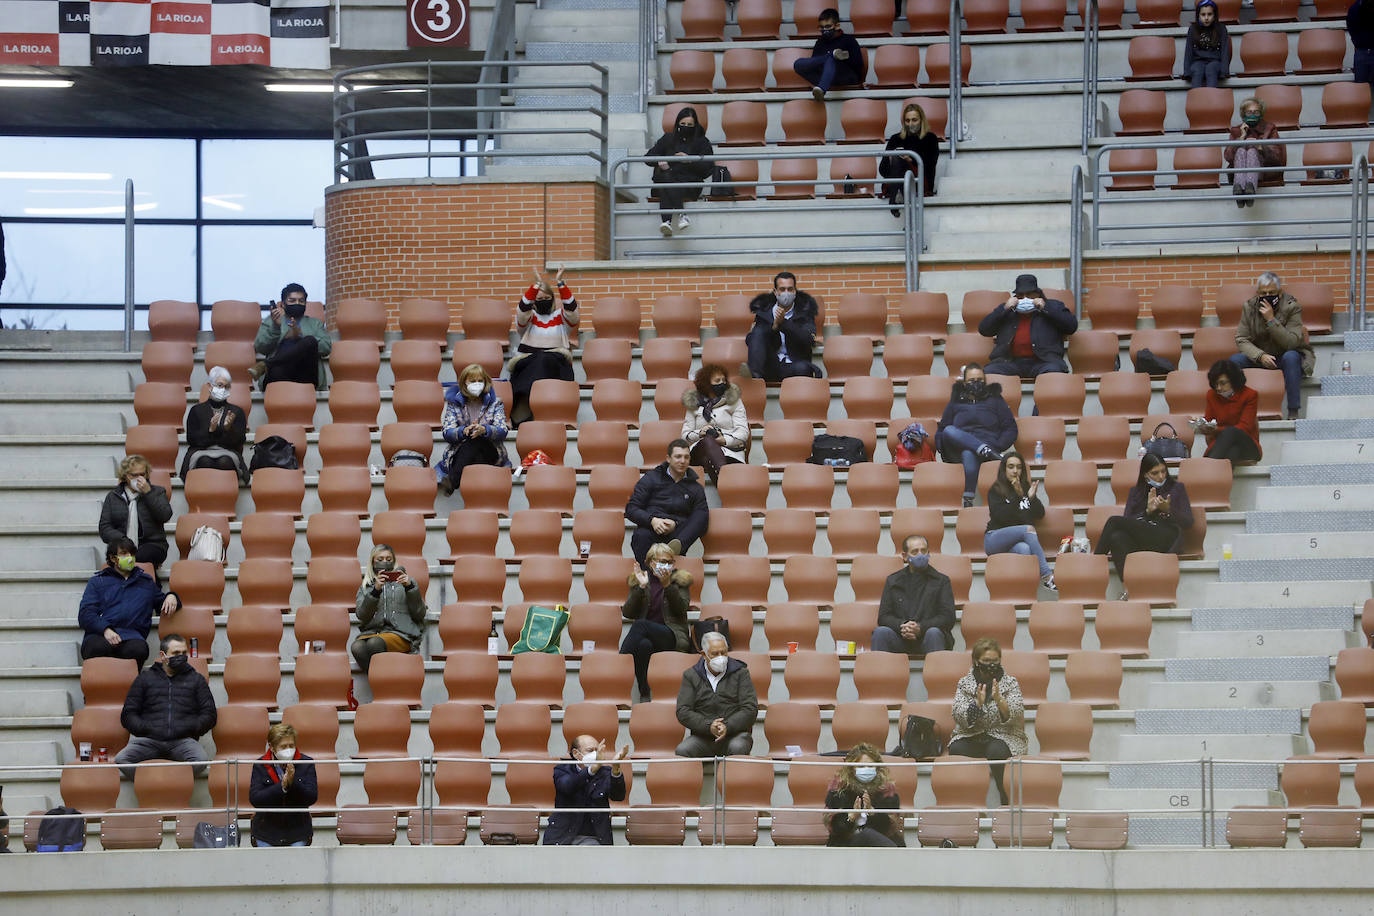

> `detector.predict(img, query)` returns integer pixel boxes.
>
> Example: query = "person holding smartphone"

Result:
[824,743,905,847]
[252,282,332,389]
[984,452,1056,592]
[1197,359,1261,465]
[351,543,427,676]
[949,637,1026,806]
[680,363,748,486]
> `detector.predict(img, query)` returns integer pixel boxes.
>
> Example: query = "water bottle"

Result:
[1342,360,1352,375]
[1138,446,1147,458]
[1033,440,1044,463]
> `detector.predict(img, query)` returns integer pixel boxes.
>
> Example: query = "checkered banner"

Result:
[0,0,330,68]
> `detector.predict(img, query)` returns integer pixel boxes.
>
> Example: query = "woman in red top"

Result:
[1199,359,1261,465]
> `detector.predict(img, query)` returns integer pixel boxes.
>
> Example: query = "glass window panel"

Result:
[201,139,335,220]
[357,139,478,180]
[201,225,324,306]
[0,224,196,321]
[0,137,196,219]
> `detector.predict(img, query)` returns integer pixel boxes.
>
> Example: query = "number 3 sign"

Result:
[407,0,470,47]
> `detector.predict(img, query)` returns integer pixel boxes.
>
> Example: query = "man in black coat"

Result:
[543,735,630,846]
[676,632,758,757]
[115,634,217,779]
[870,535,957,656]
[625,439,709,565]
[792,8,865,100]
[978,273,1078,378]
[743,271,822,382]
[646,105,713,237]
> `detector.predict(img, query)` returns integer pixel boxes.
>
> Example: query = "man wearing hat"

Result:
[977,274,1078,378]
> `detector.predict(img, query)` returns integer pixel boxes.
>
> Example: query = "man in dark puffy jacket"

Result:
[743,271,822,382]
[792,8,865,100]
[625,439,709,565]
[115,634,217,779]
[871,535,957,656]
[676,632,758,757]
[79,537,180,669]
[978,273,1078,378]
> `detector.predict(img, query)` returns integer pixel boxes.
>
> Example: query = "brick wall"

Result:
[327,180,1360,330]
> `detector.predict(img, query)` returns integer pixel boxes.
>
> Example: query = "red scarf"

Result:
[259,749,301,785]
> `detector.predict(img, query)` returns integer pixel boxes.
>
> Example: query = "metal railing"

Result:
[332,60,611,184]
[1080,0,1101,155]
[1068,164,1088,318]
[123,179,135,352]
[639,0,660,111]
[949,0,966,159]
[1072,133,1374,320]
[608,149,923,288]
[9,754,1372,850]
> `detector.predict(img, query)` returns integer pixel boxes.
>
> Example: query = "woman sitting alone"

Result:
[436,362,512,496]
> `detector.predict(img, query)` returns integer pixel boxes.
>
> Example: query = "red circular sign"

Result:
[409,0,468,44]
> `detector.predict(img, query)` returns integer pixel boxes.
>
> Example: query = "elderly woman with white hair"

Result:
[180,365,249,483]
[1230,271,1314,420]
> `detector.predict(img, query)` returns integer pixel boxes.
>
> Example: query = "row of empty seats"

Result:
[1116,83,1374,137]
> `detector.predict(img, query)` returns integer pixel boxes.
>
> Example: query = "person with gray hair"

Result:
[675,630,758,757]
[180,365,249,483]
[1229,270,1314,419]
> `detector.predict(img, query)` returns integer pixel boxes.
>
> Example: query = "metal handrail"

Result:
[1080,0,1100,155]
[123,179,134,353]
[639,0,659,111]
[332,60,611,184]
[608,148,923,289]
[948,0,964,158]
[1353,155,1370,329]
[1069,163,1087,317]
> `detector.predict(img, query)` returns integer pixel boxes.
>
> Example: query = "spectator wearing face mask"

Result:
[646,106,713,237]
[978,273,1077,378]
[1225,98,1283,207]
[436,362,512,496]
[98,454,174,569]
[1229,271,1313,419]
[741,271,821,381]
[544,734,631,846]
[180,365,249,484]
[870,535,956,657]
[793,8,866,100]
[508,264,579,426]
[620,543,693,703]
[351,544,427,676]
[680,363,748,485]
[935,363,1018,508]
[114,633,217,779]
[250,723,318,848]
[950,637,1025,806]
[825,743,905,847]
[1198,359,1261,465]
[252,283,332,389]
[675,631,758,757]
[79,537,182,670]
[1095,454,1193,598]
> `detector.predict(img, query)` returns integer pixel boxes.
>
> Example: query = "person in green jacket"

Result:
[253,282,332,389]
[351,543,427,675]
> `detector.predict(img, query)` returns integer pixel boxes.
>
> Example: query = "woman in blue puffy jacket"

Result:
[935,363,1019,508]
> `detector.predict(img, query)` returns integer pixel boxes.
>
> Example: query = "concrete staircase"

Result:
[1103,330,1374,846]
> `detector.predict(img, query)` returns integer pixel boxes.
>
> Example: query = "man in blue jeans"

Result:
[871,535,956,657]
[1228,271,1314,421]
[792,8,865,100]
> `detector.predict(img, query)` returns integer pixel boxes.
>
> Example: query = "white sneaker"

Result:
[659,220,673,237]
[676,214,691,231]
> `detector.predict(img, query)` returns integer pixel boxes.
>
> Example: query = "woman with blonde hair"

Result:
[824,742,905,846]
[98,453,174,569]
[436,362,512,496]
[351,543,427,675]
[620,541,692,702]
[879,102,940,212]
[249,722,318,847]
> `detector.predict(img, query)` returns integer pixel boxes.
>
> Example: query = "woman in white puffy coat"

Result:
[680,363,748,485]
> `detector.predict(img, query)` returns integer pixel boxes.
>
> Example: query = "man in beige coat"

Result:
[1230,271,1314,420]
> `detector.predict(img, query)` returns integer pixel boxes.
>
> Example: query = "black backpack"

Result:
[806,434,869,467]
[35,806,85,852]
[891,715,943,760]
[249,435,299,473]
[1133,348,1176,375]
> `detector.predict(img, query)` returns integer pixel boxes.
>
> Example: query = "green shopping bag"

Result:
[510,605,569,654]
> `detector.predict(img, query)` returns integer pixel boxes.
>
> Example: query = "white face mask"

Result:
[579,749,597,763]
[853,766,877,783]
[1015,298,1036,313]
[774,290,796,308]
[652,563,673,577]
[275,747,295,761]
[707,655,728,675]
[209,385,229,402]
[465,381,485,397]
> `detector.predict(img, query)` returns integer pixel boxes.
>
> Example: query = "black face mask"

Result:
[675,123,694,140]
[167,654,190,673]
[965,379,987,398]
[534,298,555,316]
[975,662,1004,684]
[820,25,836,36]
[710,381,727,396]
[284,302,306,320]
[1260,295,1279,308]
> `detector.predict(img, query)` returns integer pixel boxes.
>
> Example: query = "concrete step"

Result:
[1115,733,1307,761]
[1172,630,1352,658]
[1199,580,1373,607]
[2,794,55,821]
[1093,787,1279,813]
[1276,438,1374,465]
[1108,760,1278,790]
[1220,556,1374,582]
[1321,352,1374,373]
[4,741,61,767]
[1191,606,1357,631]
[1269,464,1374,487]
[1253,483,1374,510]
[0,398,133,436]
[1145,681,1332,710]
[523,16,639,39]
[1243,509,1374,536]
[1319,375,1374,397]
[0,354,139,394]
[1306,396,1374,420]
[1295,418,1374,440]
[1133,708,1302,735]
[1163,657,1333,682]
[1345,330,1374,350]
[524,40,639,63]
[0,642,80,669]
[1231,531,1374,559]
[8,690,74,717]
